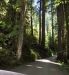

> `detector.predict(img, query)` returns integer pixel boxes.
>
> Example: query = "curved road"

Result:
[0,56,69,75]
[11,56,69,75]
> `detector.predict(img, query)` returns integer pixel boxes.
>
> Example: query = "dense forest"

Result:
[0,0,69,68]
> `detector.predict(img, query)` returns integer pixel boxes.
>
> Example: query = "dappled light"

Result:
[36,59,62,66]
[26,65,43,69]
[26,65,33,67]
[0,0,69,75]
[36,66,43,69]
[0,70,26,75]
[11,56,68,75]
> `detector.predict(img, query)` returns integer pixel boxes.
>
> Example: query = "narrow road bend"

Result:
[10,55,69,75]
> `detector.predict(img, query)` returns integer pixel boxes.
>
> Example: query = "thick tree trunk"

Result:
[57,2,69,63]
[57,4,63,61]
[61,3,67,63]
[16,0,27,60]
[41,0,45,47]
[63,1,69,58]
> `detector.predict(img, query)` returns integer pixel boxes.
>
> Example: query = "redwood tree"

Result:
[16,0,27,60]
[41,0,46,47]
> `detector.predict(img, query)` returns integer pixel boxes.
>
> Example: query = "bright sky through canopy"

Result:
[34,0,38,6]
[5,0,9,3]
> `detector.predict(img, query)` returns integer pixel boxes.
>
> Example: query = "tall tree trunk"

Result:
[16,0,27,60]
[51,0,54,50]
[61,4,65,52]
[63,1,69,58]
[60,3,67,63]
[57,4,63,60]
[41,0,45,47]
[39,0,42,44]
[31,0,33,36]
[57,2,68,63]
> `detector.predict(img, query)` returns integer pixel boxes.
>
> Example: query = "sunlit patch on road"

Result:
[0,70,27,75]
[36,59,62,66]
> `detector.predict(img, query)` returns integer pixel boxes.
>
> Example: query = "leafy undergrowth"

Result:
[31,44,52,58]
[0,43,52,70]
[0,48,19,70]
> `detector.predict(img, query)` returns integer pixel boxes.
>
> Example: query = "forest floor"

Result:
[9,55,69,75]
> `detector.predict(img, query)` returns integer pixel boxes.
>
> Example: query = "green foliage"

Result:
[22,47,36,62]
[0,0,19,68]
[0,48,16,67]
[0,0,68,69]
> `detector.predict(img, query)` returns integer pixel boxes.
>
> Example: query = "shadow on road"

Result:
[0,56,69,75]
[10,56,68,75]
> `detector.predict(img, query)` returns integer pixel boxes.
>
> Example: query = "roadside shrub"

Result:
[0,48,16,67]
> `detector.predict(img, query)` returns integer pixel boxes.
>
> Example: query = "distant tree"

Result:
[30,0,33,36]
[39,0,42,44]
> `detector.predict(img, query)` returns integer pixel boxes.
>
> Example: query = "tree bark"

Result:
[41,0,45,47]
[63,1,69,58]
[31,0,33,36]
[39,0,42,44]
[16,0,27,60]
[57,4,63,60]
[51,0,54,50]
